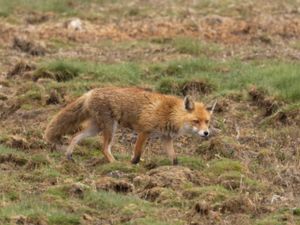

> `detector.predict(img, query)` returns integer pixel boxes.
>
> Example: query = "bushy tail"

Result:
[45,94,89,143]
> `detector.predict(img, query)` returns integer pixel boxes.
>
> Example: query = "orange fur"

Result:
[45,87,212,164]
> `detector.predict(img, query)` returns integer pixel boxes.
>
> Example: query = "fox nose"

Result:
[204,131,209,136]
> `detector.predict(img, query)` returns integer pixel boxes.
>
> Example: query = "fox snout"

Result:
[192,126,210,137]
[198,129,210,137]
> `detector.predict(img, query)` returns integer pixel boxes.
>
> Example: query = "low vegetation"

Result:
[0,0,299,224]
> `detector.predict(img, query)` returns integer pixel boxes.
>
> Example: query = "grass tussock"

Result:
[33,60,83,82]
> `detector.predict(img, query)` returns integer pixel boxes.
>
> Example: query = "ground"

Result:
[0,0,300,224]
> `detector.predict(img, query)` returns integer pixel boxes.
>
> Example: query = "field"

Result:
[0,0,300,224]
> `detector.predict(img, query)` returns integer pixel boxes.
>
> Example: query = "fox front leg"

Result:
[162,136,178,165]
[131,132,149,164]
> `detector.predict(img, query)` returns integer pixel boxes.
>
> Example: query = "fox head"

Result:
[180,96,216,138]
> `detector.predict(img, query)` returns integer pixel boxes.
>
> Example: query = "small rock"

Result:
[67,18,83,31]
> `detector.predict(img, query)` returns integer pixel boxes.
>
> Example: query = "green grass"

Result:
[0,145,28,166]
[0,197,80,225]
[144,155,205,170]
[176,156,205,170]
[0,145,23,155]
[129,217,183,225]
[0,0,86,17]
[48,213,80,225]
[25,167,61,183]
[154,58,300,102]
[84,190,151,211]
[36,58,300,102]
[183,185,232,204]
[37,59,143,96]
[33,60,84,82]
[255,208,300,225]
[172,37,220,56]
[217,171,263,191]
[205,158,244,177]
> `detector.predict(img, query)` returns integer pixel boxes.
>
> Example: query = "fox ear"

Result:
[206,100,217,115]
[184,95,195,111]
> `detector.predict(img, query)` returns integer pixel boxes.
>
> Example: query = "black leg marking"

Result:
[66,154,74,162]
[131,156,140,164]
[173,158,178,165]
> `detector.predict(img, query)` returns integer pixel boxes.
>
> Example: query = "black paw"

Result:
[131,157,140,164]
[66,154,75,162]
[173,158,178,165]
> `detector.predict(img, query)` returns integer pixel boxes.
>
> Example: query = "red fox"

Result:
[45,87,216,165]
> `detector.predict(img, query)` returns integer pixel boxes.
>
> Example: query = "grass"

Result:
[37,59,143,96]
[83,190,151,211]
[183,185,232,204]
[172,37,221,56]
[35,58,300,102]
[0,145,23,155]
[33,60,84,82]
[96,161,142,174]
[205,158,244,177]
[129,217,183,225]
[0,197,81,225]
[255,208,300,225]
[217,171,263,191]
[0,0,86,17]
[144,155,205,170]
[82,190,183,223]
[1,1,300,224]
[155,58,300,102]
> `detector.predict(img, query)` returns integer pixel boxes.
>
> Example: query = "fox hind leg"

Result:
[66,123,100,160]
[102,120,118,163]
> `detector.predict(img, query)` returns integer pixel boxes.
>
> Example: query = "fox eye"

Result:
[193,120,199,123]
[205,120,209,124]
